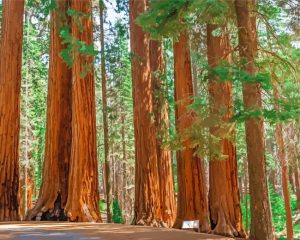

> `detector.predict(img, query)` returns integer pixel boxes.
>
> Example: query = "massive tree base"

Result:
[26,192,67,221]
[209,212,246,238]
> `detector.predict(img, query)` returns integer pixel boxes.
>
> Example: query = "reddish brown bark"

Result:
[0,0,24,221]
[273,85,293,239]
[64,0,101,222]
[207,24,245,238]
[235,0,274,239]
[130,0,162,226]
[20,169,33,219]
[172,31,209,232]
[150,40,176,227]
[26,0,72,220]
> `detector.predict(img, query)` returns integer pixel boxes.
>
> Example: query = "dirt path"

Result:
[0,222,233,240]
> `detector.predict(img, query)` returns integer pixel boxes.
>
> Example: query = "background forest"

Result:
[0,0,300,240]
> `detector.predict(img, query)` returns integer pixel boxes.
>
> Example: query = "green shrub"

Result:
[112,199,123,223]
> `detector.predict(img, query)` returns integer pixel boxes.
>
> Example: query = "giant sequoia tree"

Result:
[150,40,176,227]
[26,0,72,220]
[130,0,163,226]
[0,0,25,221]
[207,24,245,237]
[235,0,274,239]
[173,31,209,232]
[64,0,101,222]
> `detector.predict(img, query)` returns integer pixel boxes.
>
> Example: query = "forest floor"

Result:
[0,222,234,240]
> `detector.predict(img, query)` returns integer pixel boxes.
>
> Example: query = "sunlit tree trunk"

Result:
[0,0,24,221]
[207,24,245,238]
[129,0,162,226]
[172,31,209,232]
[150,40,176,227]
[64,0,101,222]
[26,0,72,220]
[235,0,274,239]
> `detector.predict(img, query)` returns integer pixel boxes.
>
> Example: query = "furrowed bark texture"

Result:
[26,0,72,220]
[130,0,163,226]
[207,24,245,238]
[64,0,101,222]
[150,40,176,227]
[235,0,274,239]
[172,31,209,232]
[0,0,24,221]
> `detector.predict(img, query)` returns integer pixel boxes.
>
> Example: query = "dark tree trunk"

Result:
[99,0,112,223]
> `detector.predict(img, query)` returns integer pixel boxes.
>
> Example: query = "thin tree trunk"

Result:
[99,0,112,223]
[207,24,245,238]
[273,85,293,239]
[26,0,72,220]
[65,0,101,222]
[150,40,176,228]
[244,157,249,235]
[235,0,274,239]
[289,167,295,194]
[294,166,300,211]
[129,0,162,226]
[172,31,210,232]
[0,0,24,221]
[121,114,127,223]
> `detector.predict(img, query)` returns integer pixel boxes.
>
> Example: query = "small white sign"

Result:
[182,220,200,232]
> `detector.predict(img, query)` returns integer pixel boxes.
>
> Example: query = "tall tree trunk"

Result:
[207,24,245,238]
[129,0,162,226]
[121,114,127,223]
[26,0,72,220]
[64,0,101,222]
[0,0,24,221]
[150,40,176,227]
[294,166,300,211]
[99,0,112,223]
[172,31,209,232]
[273,86,293,239]
[235,0,274,239]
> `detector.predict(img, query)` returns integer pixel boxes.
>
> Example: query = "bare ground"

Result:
[0,222,234,240]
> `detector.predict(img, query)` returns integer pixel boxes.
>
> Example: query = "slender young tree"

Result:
[172,30,209,232]
[235,0,274,239]
[129,0,162,226]
[273,85,293,239]
[150,40,176,227]
[99,0,112,223]
[0,0,25,221]
[64,0,101,222]
[26,0,72,220]
[207,24,245,237]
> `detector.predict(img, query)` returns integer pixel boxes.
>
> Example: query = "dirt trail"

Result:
[0,222,233,240]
